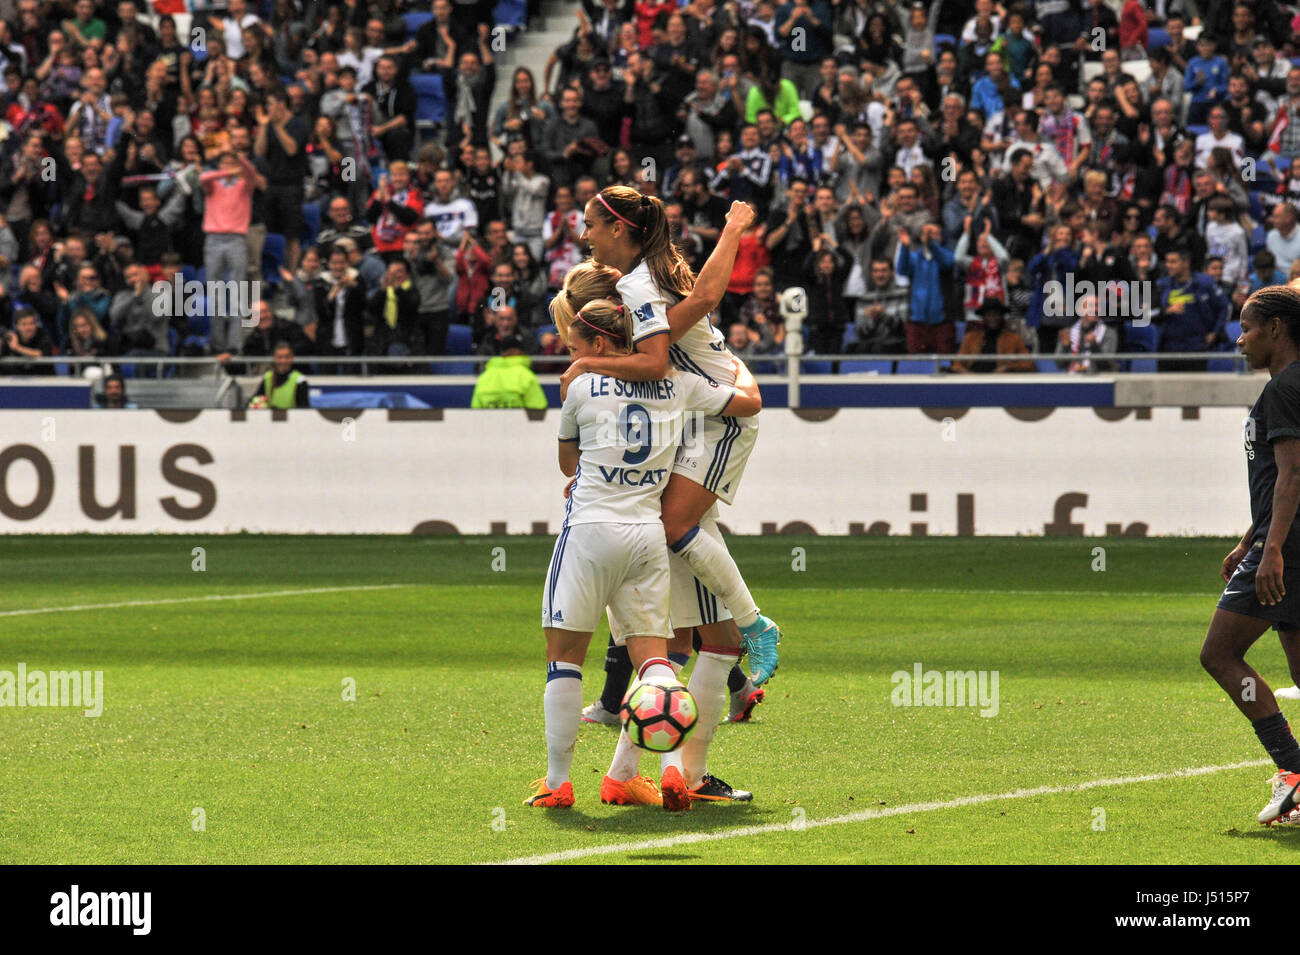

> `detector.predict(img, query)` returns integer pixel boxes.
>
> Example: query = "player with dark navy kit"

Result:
[1202,285,1300,825]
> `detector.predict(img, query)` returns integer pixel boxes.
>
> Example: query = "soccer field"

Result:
[2,534,1298,865]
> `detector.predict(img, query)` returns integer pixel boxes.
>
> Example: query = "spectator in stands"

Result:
[2,265,52,339]
[368,259,420,357]
[1,307,54,374]
[57,263,111,348]
[456,228,493,329]
[953,300,1034,373]
[319,196,374,259]
[681,69,737,162]
[248,341,310,408]
[764,177,813,290]
[1205,196,1249,288]
[955,216,1010,321]
[1267,202,1300,275]
[500,150,549,257]
[480,218,513,268]
[1154,247,1228,372]
[227,299,313,372]
[896,223,956,355]
[365,55,416,162]
[403,227,455,355]
[109,262,167,359]
[313,245,367,368]
[370,161,428,263]
[541,86,600,189]
[450,25,496,150]
[800,240,852,356]
[853,257,908,355]
[1054,294,1117,373]
[775,0,831,97]
[508,245,549,328]
[476,303,533,356]
[1185,34,1229,126]
[868,182,931,269]
[542,185,584,288]
[200,149,259,354]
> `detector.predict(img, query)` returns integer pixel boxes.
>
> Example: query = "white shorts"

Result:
[605,509,736,639]
[542,522,670,642]
[672,412,759,505]
[669,508,734,631]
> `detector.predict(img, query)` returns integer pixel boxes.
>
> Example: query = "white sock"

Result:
[670,525,760,628]
[638,657,676,683]
[544,662,582,789]
[608,728,642,781]
[660,748,683,776]
[682,650,735,788]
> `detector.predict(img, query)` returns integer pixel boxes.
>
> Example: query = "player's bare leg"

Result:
[670,621,753,803]
[604,634,678,807]
[661,475,780,685]
[526,628,593,807]
[1201,609,1300,823]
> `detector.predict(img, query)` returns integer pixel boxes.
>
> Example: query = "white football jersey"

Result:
[558,371,735,526]
[616,261,738,387]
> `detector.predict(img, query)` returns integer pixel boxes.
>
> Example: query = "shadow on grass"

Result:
[1220,826,1300,847]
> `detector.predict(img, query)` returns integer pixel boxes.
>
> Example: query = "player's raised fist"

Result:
[725,201,755,232]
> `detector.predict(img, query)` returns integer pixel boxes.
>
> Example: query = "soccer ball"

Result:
[620,678,698,752]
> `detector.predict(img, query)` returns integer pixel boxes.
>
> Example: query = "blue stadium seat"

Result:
[895,358,937,374]
[955,320,966,341]
[403,11,433,36]
[182,264,198,285]
[534,323,558,346]
[493,0,527,28]
[1276,156,1292,173]
[263,233,287,284]
[1250,225,1267,253]
[840,325,859,349]
[1125,322,1159,353]
[1036,359,1060,373]
[187,311,211,338]
[446,324,473,354]
[1129,357,1159,372]
[1147,27,1170,49]
[801,360,834,374]
[934,33,956,53]
[1207,356,1239,372]
[301,202,321,247]
[839,359,894,374]
[1186,124,1209,138]
[412,73,447,135]
[1226,320,1242,341]
[1248,191,1266,224]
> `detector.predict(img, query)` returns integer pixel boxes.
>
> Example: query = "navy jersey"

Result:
[1245,361,1300,556]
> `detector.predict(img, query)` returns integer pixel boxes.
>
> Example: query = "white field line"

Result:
[0,585,1212,622]
[0,583,417,618]
[832,586,1208,598]
[493,759,1273,865]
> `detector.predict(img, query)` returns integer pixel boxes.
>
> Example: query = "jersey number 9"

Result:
[620,403,652,465]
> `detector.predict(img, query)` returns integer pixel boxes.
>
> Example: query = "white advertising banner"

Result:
[0,408,1251,536]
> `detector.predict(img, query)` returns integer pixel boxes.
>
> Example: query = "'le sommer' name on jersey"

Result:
[586,375,681,488]
[586,377,676,400]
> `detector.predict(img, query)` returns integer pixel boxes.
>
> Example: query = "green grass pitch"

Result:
[2,535,1299,864]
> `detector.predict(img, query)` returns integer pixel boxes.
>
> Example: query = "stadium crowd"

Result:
[0,0,1299,381]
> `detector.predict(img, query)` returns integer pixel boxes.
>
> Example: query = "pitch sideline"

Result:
[493,759,1273,865]
[0,583,417,617]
